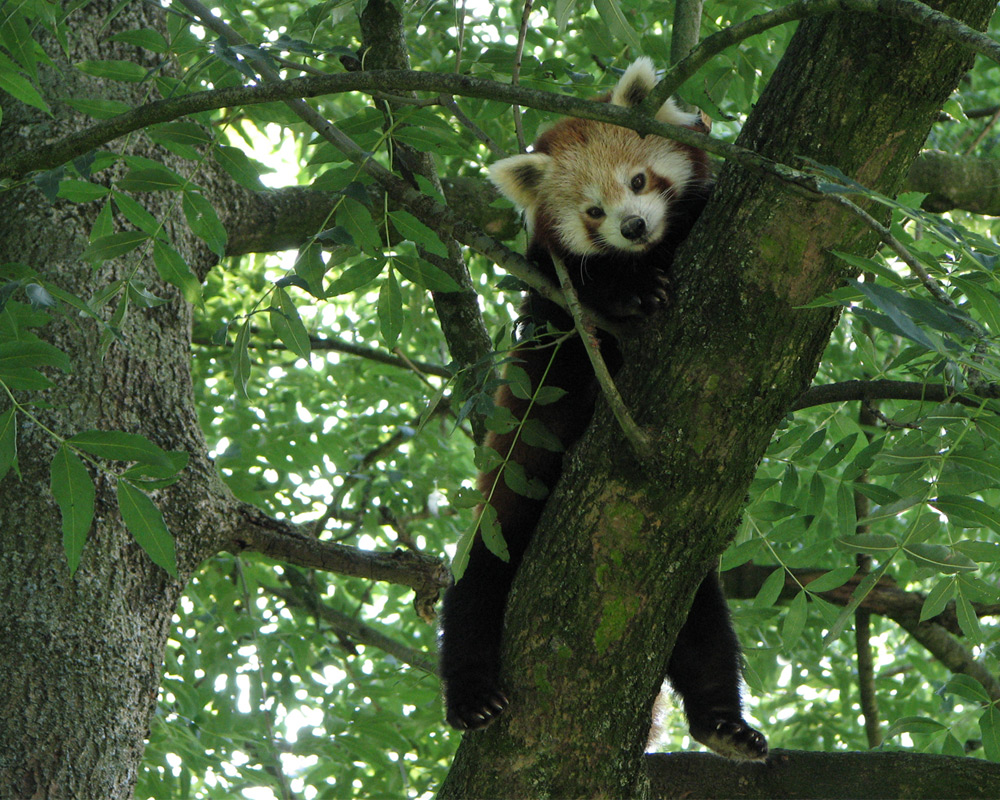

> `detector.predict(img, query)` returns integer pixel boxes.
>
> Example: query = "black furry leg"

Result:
[439,538,516,730]
[666,571,768,760]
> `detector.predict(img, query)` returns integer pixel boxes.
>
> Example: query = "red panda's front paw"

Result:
[607,272,671,319]
[444,675,509,730]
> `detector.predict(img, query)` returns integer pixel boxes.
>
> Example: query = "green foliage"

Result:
[4,0,1000,797]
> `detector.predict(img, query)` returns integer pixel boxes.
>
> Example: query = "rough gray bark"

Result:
[438,1,997,797]
[0,3,229,798]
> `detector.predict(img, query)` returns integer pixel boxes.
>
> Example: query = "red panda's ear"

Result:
[489,153,552,209]
[655,98,712,132]
[610,57,656,108]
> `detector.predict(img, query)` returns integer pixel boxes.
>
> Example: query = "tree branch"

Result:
[193,333,452,378]
[229,505,450,603]
[905,150,1000,215]
[222,179,521,258]
[894,616,1000,702]
[791,379,991,411]
[646,749,1000,799]
[647,0,1000,108]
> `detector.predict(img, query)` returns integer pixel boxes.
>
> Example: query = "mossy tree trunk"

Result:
[439,2,997,798]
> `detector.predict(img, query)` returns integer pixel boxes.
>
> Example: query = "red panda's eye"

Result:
[630,173,646,192]
[586,206,605,219]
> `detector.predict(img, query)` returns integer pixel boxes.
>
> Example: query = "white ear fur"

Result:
[655,97,710,131]
[610,57,657,107]
[613,58,709,130]
[488,153,552,209]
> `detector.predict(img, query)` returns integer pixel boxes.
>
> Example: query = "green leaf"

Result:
[108,28,169,53]
[67,429,172,467]
[837,533,898,555]
[116,166,188,192]
[816,433,858,471]
[803,566,856,593]
[389,211,450,258]
[182,190,227,257]
[753,568,785,608]
[477,502,509,563]
[393,256,462,292]
[0,407,17,481]
[113,192,163,236]
[270,288,311,359]
[0,340,71,373]
[934,495,1000,535]
[0,367,52,391]
[941,674,992,705]
[519,418,564,452]
[505,364,533,400]
[951,277,1000,335]
[954,540,1000,563]
[325,258,385,296]
[58,180,110,203]
[61,97,130,118]
[473,444,503,473]
[152,241,203,305]
[451,487,482,509]
[593,0,641,50]
[49,445,95,574]
[1,9,37,79]
[233,319,252,400]
[981,705,1000,762]
[781,590,808,644]
[886,716,947,738]
[81,230,149,263]
[836,481,857,535]
[116,479,177,577]
[955,587,983,641]
[904,543,977,574]
[790,427,827,460]
[0,60,50,113]
[337,197,382,254]
[502,461,548,500]
[214,144,266,191]
[76,59,149,82]
[378,269,402,347]
[919,577,955,621]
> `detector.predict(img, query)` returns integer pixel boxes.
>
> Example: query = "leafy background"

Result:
[2,0,1000,797]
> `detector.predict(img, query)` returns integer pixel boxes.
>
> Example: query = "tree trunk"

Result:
[0,3,230,797]
[439,1,996,797]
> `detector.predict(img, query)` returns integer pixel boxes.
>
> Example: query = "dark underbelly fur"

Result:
[439,184,768,761]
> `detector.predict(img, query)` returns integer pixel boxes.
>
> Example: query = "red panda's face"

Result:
[489,58,708,259]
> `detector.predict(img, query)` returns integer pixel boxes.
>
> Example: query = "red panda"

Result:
[440,58,768,761]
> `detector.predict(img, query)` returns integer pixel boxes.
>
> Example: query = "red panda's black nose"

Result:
[620,216,646,240]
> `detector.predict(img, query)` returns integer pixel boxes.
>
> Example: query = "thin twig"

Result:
[964,105,1000,155]
[550,254,652,460]
[512,0,534,153]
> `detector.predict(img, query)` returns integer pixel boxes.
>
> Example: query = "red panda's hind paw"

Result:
[445,678,509,731]
[690,717,769,761]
